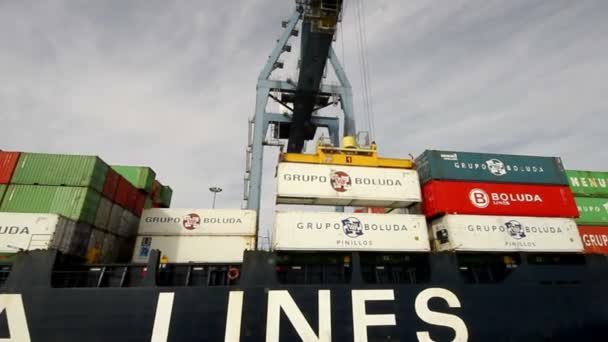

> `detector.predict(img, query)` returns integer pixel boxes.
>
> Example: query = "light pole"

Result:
[209,187,223,208]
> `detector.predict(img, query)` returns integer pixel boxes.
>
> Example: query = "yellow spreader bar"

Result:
[279,145,414,169]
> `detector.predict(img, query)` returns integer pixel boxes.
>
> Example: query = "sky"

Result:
[1,0,607,247]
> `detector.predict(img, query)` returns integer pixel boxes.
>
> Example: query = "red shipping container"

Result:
[422,180,579,218]
[115,177,137,210]
[0,151,20,184]
[151,180,162,202]
[102,168,120,200]
[578,225,608,254]
[133,191,146,216]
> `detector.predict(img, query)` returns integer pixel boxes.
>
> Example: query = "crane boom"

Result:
[287,0,343,152]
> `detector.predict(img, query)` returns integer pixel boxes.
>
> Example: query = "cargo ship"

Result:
[2,1,608,341]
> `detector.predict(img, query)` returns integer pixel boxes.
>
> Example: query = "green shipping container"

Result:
[567,170,608,198]
[0,184,6,204]
[144,197,153,209]
[112,166,156,193]
[415,150,568,185]
[11,153,109,192]
[0,185,101,225]
[160,185,172,207]
[575,197,608,225]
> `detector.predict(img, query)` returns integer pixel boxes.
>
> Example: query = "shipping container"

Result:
[276,163,421,207]
[0,184,6,204]
[107,204,125,235]
[118,210,139,238]
[134,191,146,216]
[0,213,91,257]
[144,197,153,210]
[117,236,136,262]
[138,209,257,236]
[112,165,156,193]
[575,197,608,225]
[0,151,20,184]
[132,235,255,263]
[101,232,119,263]
[577,225,608,254]
[115,177,137,210]
[272,211,429,252]
[415,150,567,185]
[422,180,579,218]
[0,185,101,225]
[102,168,120,200]
[11,153,109,192]
[94,196,113,230]
[567,170,608,198]
[430,215,582,252]
[151,180,162,202]
[160,185,173,207]
[86,228,106,263]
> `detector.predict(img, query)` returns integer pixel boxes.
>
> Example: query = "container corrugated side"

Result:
[112,165,156,193]
[567,170,608,197]
[151,180,162,202]
[134,191,146,217]
[11,153,108,192]
[108,204,125,235]
[138,209,257,236]
[415,150,568,185]
[273,211,429,251]
[575,197,608,225]
[160,185,173,207]
[118,210,138,238]
[101,232,119,263]
[0,185,101,225]
[86,228,106,263]
[276,163,422,207]
[0,151,20,184]
[0,184,6,204]
[94,196,113,230]
[132,235,255,263]
[430,214,582,252]
[577,225,608,254]
[422,180,579,218]
[115,177,137,210]
[102,168,120,200]
[0,213,90,257]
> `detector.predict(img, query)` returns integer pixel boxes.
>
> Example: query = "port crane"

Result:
[244,0,354,223]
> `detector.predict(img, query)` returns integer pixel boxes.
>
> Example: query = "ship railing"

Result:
[50,263,242,288]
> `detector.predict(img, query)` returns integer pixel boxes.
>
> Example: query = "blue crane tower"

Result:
[244,0,356,244]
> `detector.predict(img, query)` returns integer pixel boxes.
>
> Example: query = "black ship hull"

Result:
[1,250,607,341]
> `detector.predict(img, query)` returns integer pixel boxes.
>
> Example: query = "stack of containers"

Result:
[131,209,256,263]
[566,170,608,253]
[416,150,583,253]
[273,161,429,252]
[0,151,173,264]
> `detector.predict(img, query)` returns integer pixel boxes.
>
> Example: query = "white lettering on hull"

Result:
[151,292,174,342]
[352,290,397,342]
[266,290,331,342]
[415,288,469,342]
[0,294,31,342]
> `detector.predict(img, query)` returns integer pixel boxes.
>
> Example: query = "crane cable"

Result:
[353,0,376,142]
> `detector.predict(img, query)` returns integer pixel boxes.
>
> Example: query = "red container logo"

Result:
[578,225,608,254]
[422,180,579,218]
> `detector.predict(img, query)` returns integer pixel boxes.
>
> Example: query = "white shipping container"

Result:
[132,235,255,263]
[430,215,583,252]
[138,209,257,236]
[276,163,422,207]
[0,213,89,256]
[94,197,113,230]
[272,211,429,252]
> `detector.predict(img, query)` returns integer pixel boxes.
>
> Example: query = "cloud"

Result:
[1,0,607,248]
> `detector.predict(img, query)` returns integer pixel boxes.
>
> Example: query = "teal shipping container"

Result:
[575,197,608,225]
[111,166,156,193]
[160,185,172,207]
[0,185,101,225]
[11,153,109,192]
[0,184,6,204]
[415,150,567,185]
[567,170,608,198]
